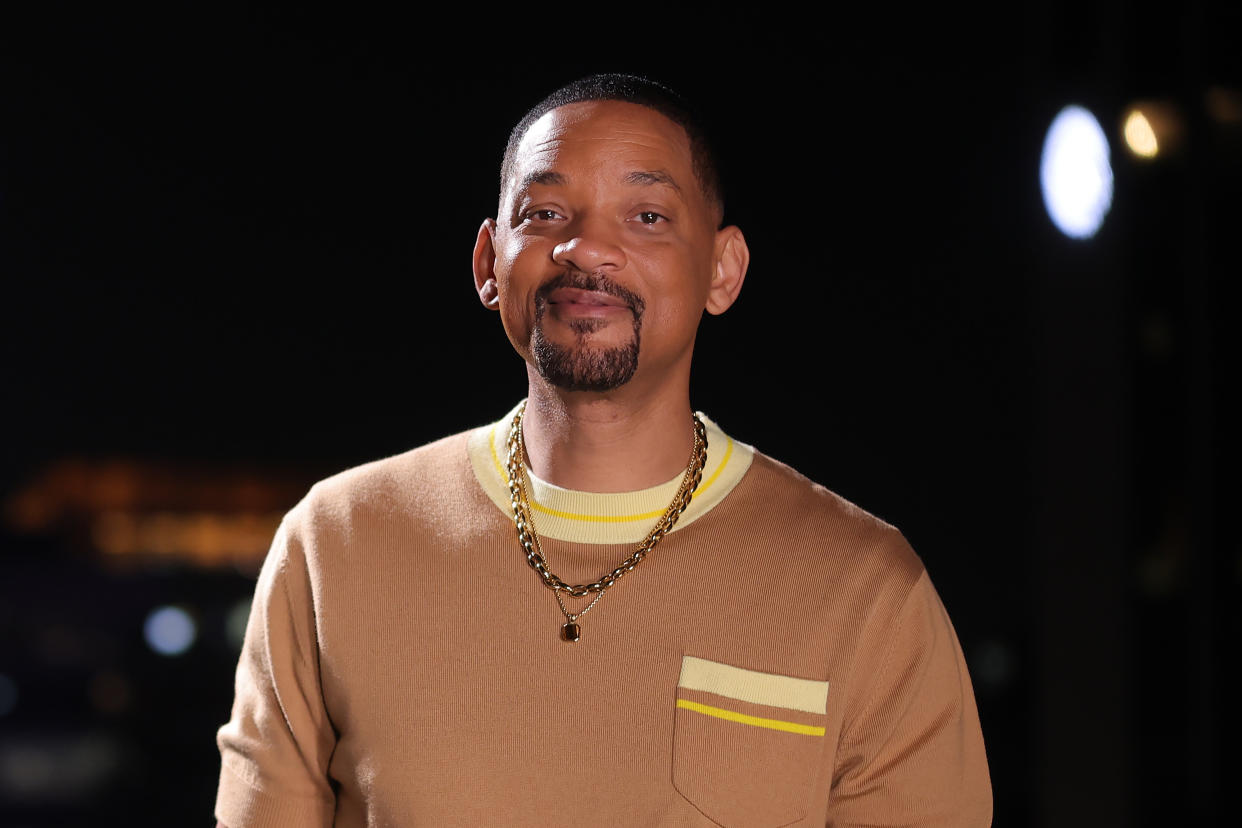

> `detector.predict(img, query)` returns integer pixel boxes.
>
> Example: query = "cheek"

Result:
[493,239,534,300]
[497,282,533,342]
[497,300,535,359]
[635,246,714,314]
[636,286,710,357]
[494,236,547,345]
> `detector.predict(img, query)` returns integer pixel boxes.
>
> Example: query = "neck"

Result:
[520,369,696,493]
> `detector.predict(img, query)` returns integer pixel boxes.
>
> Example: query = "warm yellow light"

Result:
[91,510,283,568]
[1124,110,1159,158]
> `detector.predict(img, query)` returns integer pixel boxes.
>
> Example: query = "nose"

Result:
[551,218,627,272]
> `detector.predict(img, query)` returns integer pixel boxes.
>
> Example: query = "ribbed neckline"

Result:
[467,401,754,544]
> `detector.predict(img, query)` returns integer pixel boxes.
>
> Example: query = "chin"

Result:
[532,338,639,393]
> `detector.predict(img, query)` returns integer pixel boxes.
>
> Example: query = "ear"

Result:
[472,218,501,309]
[705,225,749,315]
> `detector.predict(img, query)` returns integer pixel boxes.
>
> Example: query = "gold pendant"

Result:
[561,621,580,643]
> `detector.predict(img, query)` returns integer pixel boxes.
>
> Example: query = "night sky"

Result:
[2,4,1239,826]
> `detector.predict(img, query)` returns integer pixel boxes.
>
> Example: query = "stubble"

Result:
[531,271,645,392]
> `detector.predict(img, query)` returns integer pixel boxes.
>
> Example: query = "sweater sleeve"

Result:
[215,517,337,828]
[826,570,992,827]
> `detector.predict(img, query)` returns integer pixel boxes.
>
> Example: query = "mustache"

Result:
[535,269,646,316]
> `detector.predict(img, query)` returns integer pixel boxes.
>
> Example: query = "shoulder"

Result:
[282,426,482,539]
[745,450,900,534]
[729,448,926,598]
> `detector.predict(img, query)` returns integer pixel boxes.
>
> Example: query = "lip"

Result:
[545,287,631,309]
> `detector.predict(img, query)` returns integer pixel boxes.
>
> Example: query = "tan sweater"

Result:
[216,406,992,827]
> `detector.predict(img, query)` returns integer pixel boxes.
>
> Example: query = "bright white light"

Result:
[143,606,197,657]
[1040,105,1114,239]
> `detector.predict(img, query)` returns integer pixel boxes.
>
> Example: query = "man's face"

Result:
[482,101,725,394]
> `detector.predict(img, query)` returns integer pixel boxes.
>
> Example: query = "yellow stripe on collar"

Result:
[467,401,753,545]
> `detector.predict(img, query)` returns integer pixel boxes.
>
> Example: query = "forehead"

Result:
[510,100,695,185]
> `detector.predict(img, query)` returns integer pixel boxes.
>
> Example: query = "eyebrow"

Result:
[515,169,683,198]
[516,170,565,194]
[623,170,682,193]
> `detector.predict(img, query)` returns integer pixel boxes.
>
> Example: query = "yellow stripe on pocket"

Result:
[675,698,826,736]
[677,655,829,714]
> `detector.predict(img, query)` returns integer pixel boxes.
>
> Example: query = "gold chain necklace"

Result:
[504,400,708,643]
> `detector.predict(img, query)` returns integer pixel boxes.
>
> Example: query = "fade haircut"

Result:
[499,74,724,223]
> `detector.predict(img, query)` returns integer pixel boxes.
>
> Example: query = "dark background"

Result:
[2,4,1238,826]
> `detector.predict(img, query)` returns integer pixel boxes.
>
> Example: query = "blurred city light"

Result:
[92,509,281,569]
[226,598,252,651]
[972,639,1017,691]
[2,457,300,570]
[1124,109,1159,158]
[87,670,133,714]
[0,674,17,717]
[1040,105,1114,239]
[1205,86,1242,124]
[0,734,122,801]
[143,606,197,657]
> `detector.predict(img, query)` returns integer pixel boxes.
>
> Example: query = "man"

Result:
[215,74,992,827]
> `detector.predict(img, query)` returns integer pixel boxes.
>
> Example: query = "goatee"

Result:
[531,271,645,392]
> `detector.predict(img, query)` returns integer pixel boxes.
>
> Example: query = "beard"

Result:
[531,270,645,392]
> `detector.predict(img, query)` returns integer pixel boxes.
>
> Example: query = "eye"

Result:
[634,211,668,225]
[524,209,564,223]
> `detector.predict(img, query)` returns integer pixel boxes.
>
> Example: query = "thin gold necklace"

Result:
[504,401,708,642]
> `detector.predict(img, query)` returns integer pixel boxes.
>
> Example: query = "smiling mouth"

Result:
[535,271,646,321]
[546,287,631,310]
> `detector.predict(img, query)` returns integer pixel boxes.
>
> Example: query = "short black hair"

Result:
[499,74,723,221]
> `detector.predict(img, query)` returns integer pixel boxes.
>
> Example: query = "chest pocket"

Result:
[672,655,828,828]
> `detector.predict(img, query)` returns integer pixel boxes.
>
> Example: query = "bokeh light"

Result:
[225,599,252,651]
[0,674,17,717]
[1124,109,1159,158]
[87,670,133,714]
[1040,105,1114,239]
[142,606,197,657]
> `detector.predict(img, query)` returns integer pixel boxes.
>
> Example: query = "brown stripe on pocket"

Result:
[675,687,828,736]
